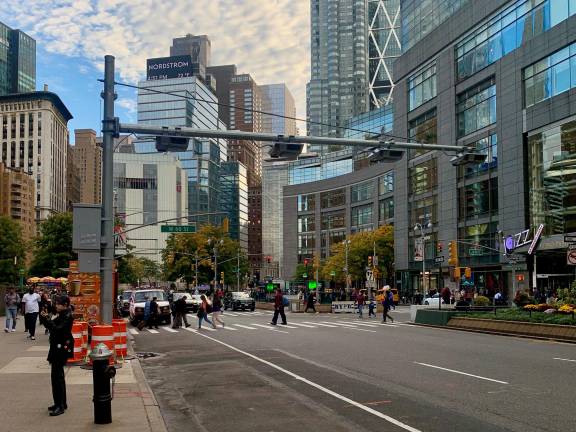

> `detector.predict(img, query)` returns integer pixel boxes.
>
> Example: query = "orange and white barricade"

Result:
[67,321,84,364]
[90,325,115,365]
[81,321,89,360]
[112,319,127,362]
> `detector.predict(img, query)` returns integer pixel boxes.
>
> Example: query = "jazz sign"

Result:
[504,224,544,255]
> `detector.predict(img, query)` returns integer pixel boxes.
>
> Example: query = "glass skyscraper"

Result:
[0,21,36,96]
[219,161,248,251]
[135,76,227,226]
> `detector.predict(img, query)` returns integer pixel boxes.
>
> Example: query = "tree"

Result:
[321,225,394,285]
[0,216,26,285]
[118,254,160,285]
[29,213,76,277]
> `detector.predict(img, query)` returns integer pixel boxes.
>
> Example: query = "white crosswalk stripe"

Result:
[339,322,379,328]
[198,326,216,331]
[146,329,159,334]
[271,324,298,329]
[233,324,257,330]
[289,322,317,328]
[222,326,238,331]
[302,322,338,328]
[251,324,290,334]
[224,312,239,317]
[128,328,139,335]
[162,327,179,333]
[183,327,197,333]
[321,321,357,328]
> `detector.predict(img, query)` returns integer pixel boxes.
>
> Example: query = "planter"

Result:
[448,317,576,342]
[415,309,459,326]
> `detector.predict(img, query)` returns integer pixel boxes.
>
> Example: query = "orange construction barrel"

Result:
[81,321,89,359]
[112,319,127,361]
[67,321,84,364]
[90,325,115,365]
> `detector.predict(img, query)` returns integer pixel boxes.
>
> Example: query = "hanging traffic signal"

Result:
[220,271,225,280]
[437,242,443,254]
[448,241,458,266]
[464,267,471,279]
[303,258,310,266]
[368,256,373,267]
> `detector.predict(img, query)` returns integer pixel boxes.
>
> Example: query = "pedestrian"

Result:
[148,297,159,329]
[382,289,394,323]
[357,290,365,318]
[4,287,20,333]
[138,296,150,331]
[368,296,376,318]
[212,293,225,328]
[172,296,190,329]
[304,290,316,313]
[41,295,73,416]
[40,291,53,335]
[22,286,41,340]
[270,288,287,325]
[441,286,451,305]
[197,294,216,329]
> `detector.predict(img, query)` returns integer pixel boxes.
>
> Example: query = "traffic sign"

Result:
[565,234,576,243]
[160,225,196,233]
[434,256,444,264]
[469,248,484,256]
[568,248,576,266]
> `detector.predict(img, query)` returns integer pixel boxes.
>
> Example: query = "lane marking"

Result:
[554,357,576,363]
[341,322,379,328]
[183,327,197,333]
[348,327,377,333]
[145,329,159,334]
[325,322,358,328]
[222,326,238,331]
[224,312,239,316]
[199,327,217,332]
[128,328,139,335]
[162,327,179,333]
[251,324,290,334]
[302,322,338,328]
[233,324,257,330]
[272,324,299,329]
[413,362,509,385]
[288,322,317,328]
[190,332,422,432]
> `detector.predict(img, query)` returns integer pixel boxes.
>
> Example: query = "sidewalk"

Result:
[0,316,167,432]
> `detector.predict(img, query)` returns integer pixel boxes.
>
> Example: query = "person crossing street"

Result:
[271,288,287,326]
[197,294,216,329]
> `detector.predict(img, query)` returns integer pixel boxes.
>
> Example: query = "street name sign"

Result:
[434,256,445,263]
[160,225,196,233]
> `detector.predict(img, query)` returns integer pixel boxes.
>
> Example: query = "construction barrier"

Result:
[67,321,84,364]
[81,321,89,360]
[112,319,127,361]
[90,325,115,365]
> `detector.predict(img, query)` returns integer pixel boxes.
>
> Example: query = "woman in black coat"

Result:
[41,295,73,416]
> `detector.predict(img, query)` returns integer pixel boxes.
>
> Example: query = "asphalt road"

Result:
[131,307,576,432]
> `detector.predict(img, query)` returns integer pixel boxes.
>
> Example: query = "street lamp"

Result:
[344,240,351,297]
[414,222,432,297]
[207,238,224,292]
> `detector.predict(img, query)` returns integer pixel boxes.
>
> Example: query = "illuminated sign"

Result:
[505,224,545,255]
[146,55,194,80]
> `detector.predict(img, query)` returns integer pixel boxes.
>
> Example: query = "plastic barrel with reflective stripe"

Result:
[112,319,127,361]
[67,321,84,364]
[90,325,115,365]
[81,321,89,359]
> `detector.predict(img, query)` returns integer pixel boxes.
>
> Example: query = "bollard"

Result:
[89,342,116,424]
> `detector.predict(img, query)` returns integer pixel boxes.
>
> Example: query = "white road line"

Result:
[251,324,290,334]
[233,324,257,330]
[190,332,422,432]
[413,362,509,385]
[289,322,317,328]
[341,322,379,328]
[224,312,239,316]
[274,324,299,329]
[145,329,159,334]
[128,328,139,335]
[302,322,338,328]
[554,357,576,363]
[183,327,197,333]
[199,327,217,332]
[161,327,179,333]
[222,326,238,331]
[187,314,198,321]
[348,327,377,333]
[326,322,358,328]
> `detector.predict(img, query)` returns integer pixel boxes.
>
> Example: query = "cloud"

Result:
[117,97,136,114]
[0,0,310,126]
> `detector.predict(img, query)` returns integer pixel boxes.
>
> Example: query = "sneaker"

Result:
[270,322,277,326]
[31,336,35,340]
[4,329,8,333]
[185,324,191,328]
[11,329,15,333]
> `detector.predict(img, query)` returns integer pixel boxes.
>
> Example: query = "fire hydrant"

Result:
[90,343,116,424]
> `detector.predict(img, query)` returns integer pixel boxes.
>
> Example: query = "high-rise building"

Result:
[72,129,102,204]
[66,146,81,212]
[170,34,211,78]
[219,161,248,252]
[0,90,72,222]
[0,21,36,96]
[260,84,297,136]
[307,0,368,146]
[206,65,237,128]
[97,134,135,154]
[368,0,401,107]
[114,153,188,263]
[0,162,35,242]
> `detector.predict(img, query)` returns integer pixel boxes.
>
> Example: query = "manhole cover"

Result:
[136,352,160,359]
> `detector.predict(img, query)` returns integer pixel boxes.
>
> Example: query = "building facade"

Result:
[170,34,211,79]
[0,91,72,222]
[113,153,188,263]
[307,0,369,145]
[393,0,576,300]
[260,83,297,137]
[0,21,36,96]
[72,129,102,204]
[219,160,249,252]
[0,162,35,242]
[206,64,237,128]
[66,145,81,212]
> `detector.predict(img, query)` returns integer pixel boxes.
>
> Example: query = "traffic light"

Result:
[266,282,275,292]
[454,267,461,279]
[304,258,310,266]
[368,256,373,267]
[448,241,458,266]
[308,280,317,290]
[266,256,272,264]
[464,267,471,279]
[437,242,443,254]
[220,271,225,280]
[222,217,229,233]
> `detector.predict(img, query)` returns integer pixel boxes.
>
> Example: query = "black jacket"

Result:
[44,309,74,363]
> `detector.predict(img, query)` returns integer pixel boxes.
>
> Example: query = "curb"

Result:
[411,322,576,344]
[127,333,168,432]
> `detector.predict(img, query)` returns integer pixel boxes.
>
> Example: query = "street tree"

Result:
[29,213,76,277]
[0,216,26,285]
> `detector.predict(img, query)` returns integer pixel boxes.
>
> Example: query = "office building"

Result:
[393,0,576,300]
[170,34,211,79]
[219,161,248,252]
[0,162,35,242]
[260,83,297,136]
[72,129,102,204]
[0,21,36,95]
[0,90,72,222]
[113,152,188,263]
[97,134,135,154]
[66,146,81,211]
[307,0,369,146]
[206,65,237,128]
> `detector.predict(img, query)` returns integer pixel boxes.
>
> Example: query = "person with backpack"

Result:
[197,294,216,329]
[271,288,287,325]
[382,288,394,323]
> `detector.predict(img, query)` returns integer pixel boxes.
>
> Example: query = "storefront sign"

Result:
[331,301,356,313]
[146,55,194,80]
[68,262,101,325]
[505,224,544,255]
[414,238,423,262]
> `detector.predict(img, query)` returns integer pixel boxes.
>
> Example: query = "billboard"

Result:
[147,55,194,80]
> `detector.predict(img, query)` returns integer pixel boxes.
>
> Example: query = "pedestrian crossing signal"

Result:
[308,280,317,290]
[266,282,275,292]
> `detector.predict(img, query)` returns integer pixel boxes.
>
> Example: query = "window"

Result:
[298,215,315,233]
[457,78,496,137]
[455,0,576,81]
[458,222,500,262]
[379,198,394,221]
[409,159,438,195]
[524,42,576,107]
[321,211,345,230]
[114,177,158,190]
[410,196,437,227]
[351,181,374,203]
[458,178,499,219]
[351,205,373,231]
[459,134,498,179]
[379,171,394,194]
[320,188,346,208]
[297,194,315,212]
[409,109,437,158]
[408,62,437,111]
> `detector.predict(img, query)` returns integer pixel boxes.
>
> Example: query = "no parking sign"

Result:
[567,245,576,266]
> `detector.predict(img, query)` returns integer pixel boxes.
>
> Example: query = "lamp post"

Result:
[344,239,351,297]
[207,239,224,292]
[414,222,432,297]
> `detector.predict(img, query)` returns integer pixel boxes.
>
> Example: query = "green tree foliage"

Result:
[118,254,160,285]
[321,225,394,284]
[29,213,76,277]
[0,216,26,284]
[162,224,248,288]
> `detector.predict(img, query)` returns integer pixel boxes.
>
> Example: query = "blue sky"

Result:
[1,0,310,143]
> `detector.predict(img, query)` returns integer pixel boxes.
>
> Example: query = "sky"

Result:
[0,0,310,142]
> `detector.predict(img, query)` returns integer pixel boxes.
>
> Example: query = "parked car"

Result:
[422,293,446,306]
[224,291,256,311]
[117,290,133,317]
[172,292,200,313]
[129,289,171,325]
